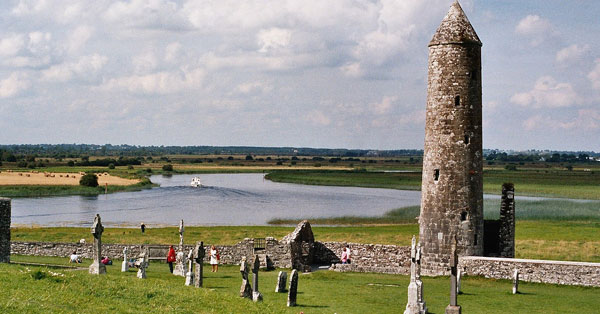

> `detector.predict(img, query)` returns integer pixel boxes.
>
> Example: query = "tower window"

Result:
[460,211,468,221]
[434,169,440,181]
[454,95,460,106]
[464,135,470,145]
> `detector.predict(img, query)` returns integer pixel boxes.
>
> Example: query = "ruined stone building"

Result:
[419,1,484,275]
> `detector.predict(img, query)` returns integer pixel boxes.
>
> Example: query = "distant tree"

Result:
[566,165,573,171]
[67,160,75,167]
[227,156,234,160]
[17,161,27,168]
[245,155,254,161]
[146,168,152,173]
[505,164,517,171]
[108,163,115,169]
[276,161,283,165]
[127,165,134,170]
[162,164,173,171]
[79,173,98,187]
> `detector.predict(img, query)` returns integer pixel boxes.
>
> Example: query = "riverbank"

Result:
[0,178,154,197]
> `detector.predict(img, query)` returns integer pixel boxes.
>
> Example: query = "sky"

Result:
[0,0,599,151]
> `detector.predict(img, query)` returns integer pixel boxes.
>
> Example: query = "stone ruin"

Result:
[281,220,315,272]
[484,183,515,257]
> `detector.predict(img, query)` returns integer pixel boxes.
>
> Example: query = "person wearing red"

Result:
[167,245,176,273]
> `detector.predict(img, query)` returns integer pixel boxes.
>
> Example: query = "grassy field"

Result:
[2,257,599,313]
[266,168,600,200]
[0,178,154,197]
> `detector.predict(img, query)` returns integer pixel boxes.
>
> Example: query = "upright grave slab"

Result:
[239,256,252,298]
[137,247,149,279]
[275,271,287,292]
[185,249,194,286]
[121,247,129,272]
[0,198,11,263]
[174,220,186,276]
[287,269,298,307]
[89,214,106,275]
[194,241,205,288]
[251,255,263,302]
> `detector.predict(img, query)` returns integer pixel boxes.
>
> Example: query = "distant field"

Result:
[266,168,600,200]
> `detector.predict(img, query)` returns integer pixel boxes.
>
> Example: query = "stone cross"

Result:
[137,246,149,279]
[251,254,263,302]
[445,236,461,314]
[287,269,298,307]
[239,256,252,298]
[405,236,426,314]
[275,271,288,293]
[178,219,184,252]
[512,269,519,294]
[121,247,129,272]
[174,251,186,276]
[88,214,106,275]
[457,267,462,295]
[194,241,205,288]
[185,248,195,286]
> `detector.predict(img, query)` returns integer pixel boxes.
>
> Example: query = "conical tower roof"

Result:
[429,1,481,47]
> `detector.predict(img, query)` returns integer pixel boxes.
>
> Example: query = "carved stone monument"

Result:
[89,214,106,275]
[275,271,288,293]
[512,269,519,294]
[185,249,194,286]
[251,255,263,302]
[405,236,427,314]
[174,220,186,276]
[194,241,205,288]
[121,247,129,272]
[287,269,298,307]
[239,256,252,298]
[445,237,461,314]
[457,267,462,295]
[137,246,149,279]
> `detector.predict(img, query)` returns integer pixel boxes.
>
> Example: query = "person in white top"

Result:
[69,251,81,263]
[345,245,351,264]
[209,245,220,272]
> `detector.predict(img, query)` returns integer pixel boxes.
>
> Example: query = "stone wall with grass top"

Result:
[459,256,600,287]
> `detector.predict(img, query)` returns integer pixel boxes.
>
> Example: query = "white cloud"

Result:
[515,15,553,46]
[132,52,158,74]
[11,0,50,16]
[0,34,25,57]
[67,25,92,54]
[555,44,589,64]
[42,54,108,82]
[305,110,331,126]
[165,42,184,63]
[524,110,600,131]
[588,59,600,90]
[510,76,580,108]
[104,0,190,31]
[257,28,292,53]
[236,81,272,94]
[371,95,397,115]
[101,67,205,94]
[0,72,30,98]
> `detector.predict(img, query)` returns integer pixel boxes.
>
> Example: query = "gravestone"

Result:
[121,247,129,272]
[275,271,287,293]
[405,236,427,314]
[239,256,252,298]
[0,198,11,263]
[252,255,263,302]
[174,220,186,276]
[194,241,205,288]
[445,237,461,314]
[88,214,106,275]
[512,269,519,294]
[137,247,149,279]
[185,249,194,286]
[457,267,462,295]
[287,269,298,307]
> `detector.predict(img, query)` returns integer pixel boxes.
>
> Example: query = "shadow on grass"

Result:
[297,304,329,308]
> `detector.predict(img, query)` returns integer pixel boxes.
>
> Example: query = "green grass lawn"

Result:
[266,169,600,200]
[2,258,599,313]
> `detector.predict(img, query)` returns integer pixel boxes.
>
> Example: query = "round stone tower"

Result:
[419,1,483,275]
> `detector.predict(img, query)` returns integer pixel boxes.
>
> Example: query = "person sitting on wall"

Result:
[69,251,82,263]
[341,247,348,264]
[101,256,112,265]
[345,245,351,264]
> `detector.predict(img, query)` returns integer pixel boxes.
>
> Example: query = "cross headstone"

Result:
[251,254,263,302]
[173,220,186,277]
[445,236,461,314]
[194,241,205,288]
[512,269,519,294]
[287,269,298,307]
[178,219,184,252]
[185,249,195,286]
[275,271,288,293]
[88,214,106,275]
[121,247,129,272]
[404,236,427,314]
[239,256,252,298]
[457,267,462,295]
[137,246,149,279]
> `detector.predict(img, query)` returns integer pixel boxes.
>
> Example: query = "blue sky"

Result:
[0,0,598,151]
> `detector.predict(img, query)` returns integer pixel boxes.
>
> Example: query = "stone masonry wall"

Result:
[323,242,412,274]
[460,256,600,287]
[0,198,10,263]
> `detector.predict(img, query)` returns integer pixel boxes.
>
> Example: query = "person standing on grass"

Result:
[209,245,219,272]
[345,245,351,264]
[167,245,176,273]
[140,222,146,233]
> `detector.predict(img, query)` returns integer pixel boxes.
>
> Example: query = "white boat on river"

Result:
[190,177,202,187]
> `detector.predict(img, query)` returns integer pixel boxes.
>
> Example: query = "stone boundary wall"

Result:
[321,242,411,274]
[460,256,600,287]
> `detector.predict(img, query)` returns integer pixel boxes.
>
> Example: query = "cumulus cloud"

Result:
[257,28,292,53]
[371,95,397,115]
[0,72,30,98]
[555,44,589,64]
[67,25,93,54]
[101,67,204,94]
[235,81,272,94]
[524,110,600,131]
[510,76,581,108]
[588,59,600,90]
[132,52,158,74]
[515,15,554,46]
[104,0,190,31]
[305,110,331,126]
[0,34,25,57]
[42,54,108,82]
